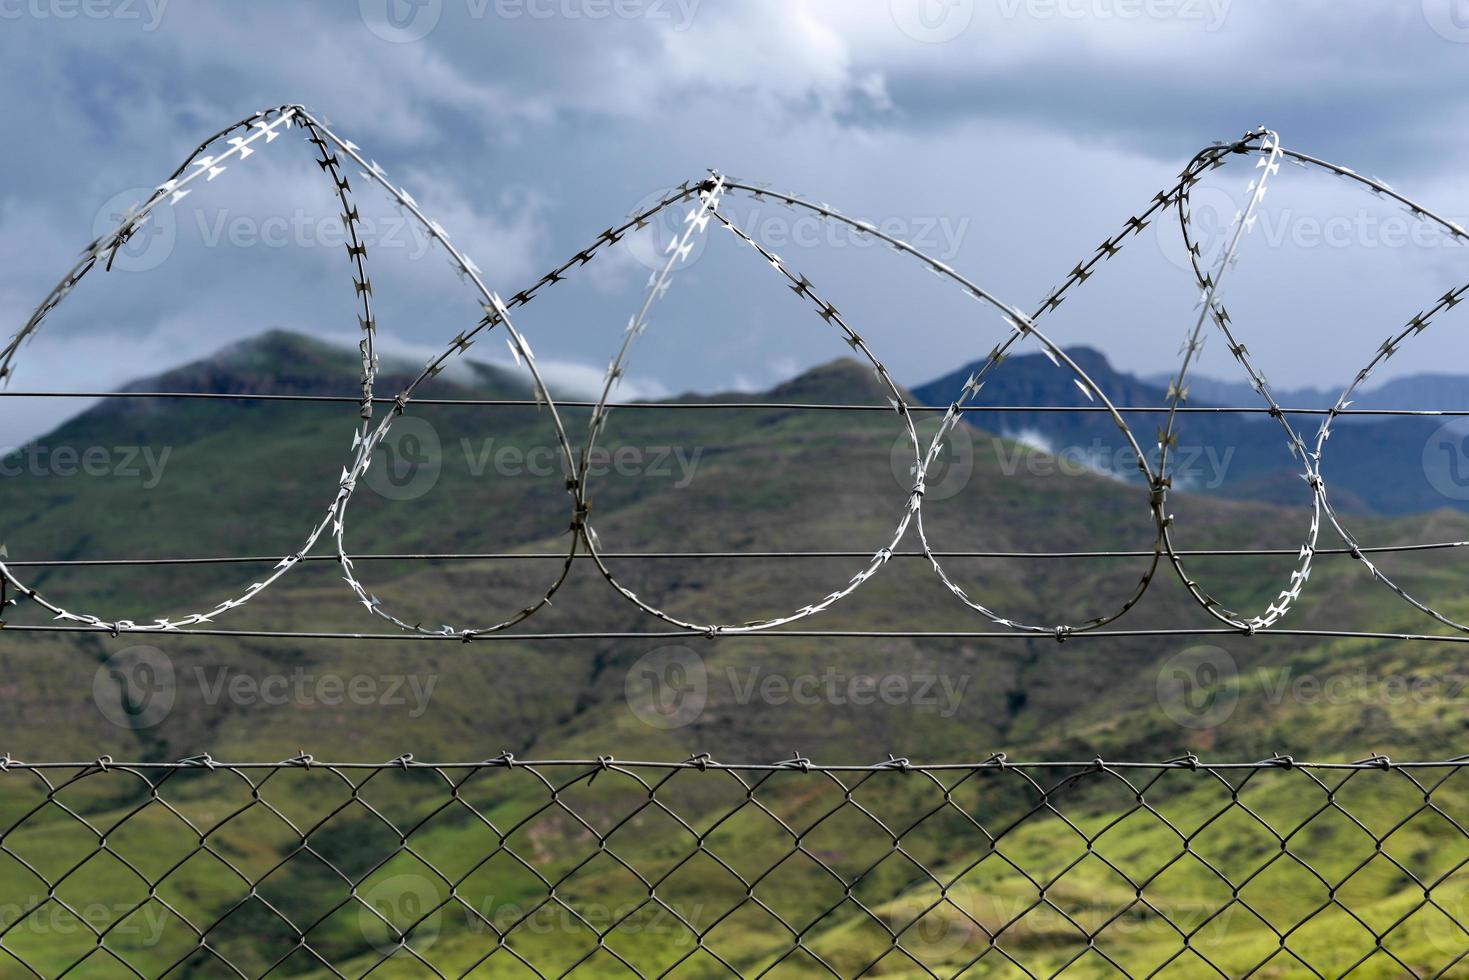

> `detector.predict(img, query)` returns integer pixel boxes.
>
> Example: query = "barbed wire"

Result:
[10,537,1469,570]
[5,109,1469,641]
[10,389,1469,416]
[1169,133,1309,633]
[0,753,1464,977]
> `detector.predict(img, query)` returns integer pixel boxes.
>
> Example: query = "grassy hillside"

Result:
[0,331,1465,976]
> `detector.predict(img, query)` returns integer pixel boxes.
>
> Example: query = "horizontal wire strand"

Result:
[1,389,1466,415]
[6,624,1468,643]
[4,539,1468,567]
[0,757,1457,772]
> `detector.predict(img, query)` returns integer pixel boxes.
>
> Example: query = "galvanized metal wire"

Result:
[5,109,1469,642]
[0,754,1465,978]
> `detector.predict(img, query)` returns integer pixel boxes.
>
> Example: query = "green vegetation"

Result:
[0,331,1464,976]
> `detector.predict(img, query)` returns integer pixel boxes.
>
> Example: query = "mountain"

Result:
[1,330,1467,975]
[2,327,1465,772]
[1140,370,1333,413]
[1146,369,1469,433]
[916,346,1469,515]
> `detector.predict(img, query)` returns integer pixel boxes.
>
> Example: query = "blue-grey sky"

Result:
[3,0,1469,446]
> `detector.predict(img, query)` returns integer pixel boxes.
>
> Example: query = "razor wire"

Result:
[1165,131,1306,634]
[5,109,1469,640]
[0,753,1465,978]
[576,197,930,635]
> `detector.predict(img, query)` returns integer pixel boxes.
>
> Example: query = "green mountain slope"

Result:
[0,331,1465,976]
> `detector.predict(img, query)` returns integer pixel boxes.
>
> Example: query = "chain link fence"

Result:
[0,754,1465,977]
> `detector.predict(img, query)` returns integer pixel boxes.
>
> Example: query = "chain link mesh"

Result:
[0,754,1465,977]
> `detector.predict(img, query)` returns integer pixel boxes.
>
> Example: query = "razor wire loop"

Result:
[1164,129,1312,632]
[732,136,1276,636]
[723,132,1469,635]
[321,163,716,639]
[8,110,1469,639]
[1173,137,1469,633]
[575,173,730,626]
[0,105,383,636]
[0,755,1466,978]
[1282,151,1469,633]
[696,180,1162,635]
[715,152,1230,633]
[296,111,584,641]
[576,186,932,634]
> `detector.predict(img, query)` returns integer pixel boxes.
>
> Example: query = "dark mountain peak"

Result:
[666,357,908,409]
[927,344,1116,383]
[117,329,532,402]
[913,343,1160,411]
[767,356,906,405]
[208,328,349,369]
[215,327,512,380]
[1052,345,1114,377]
[120,329,365,398]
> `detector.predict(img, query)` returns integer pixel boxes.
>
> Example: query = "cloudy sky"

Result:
[2,0,1469,445]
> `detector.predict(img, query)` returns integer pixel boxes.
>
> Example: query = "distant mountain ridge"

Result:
[34,330,1469,518]
[110,328,531,401]
[913,345,1469,515]
[1145,369,1469,430]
